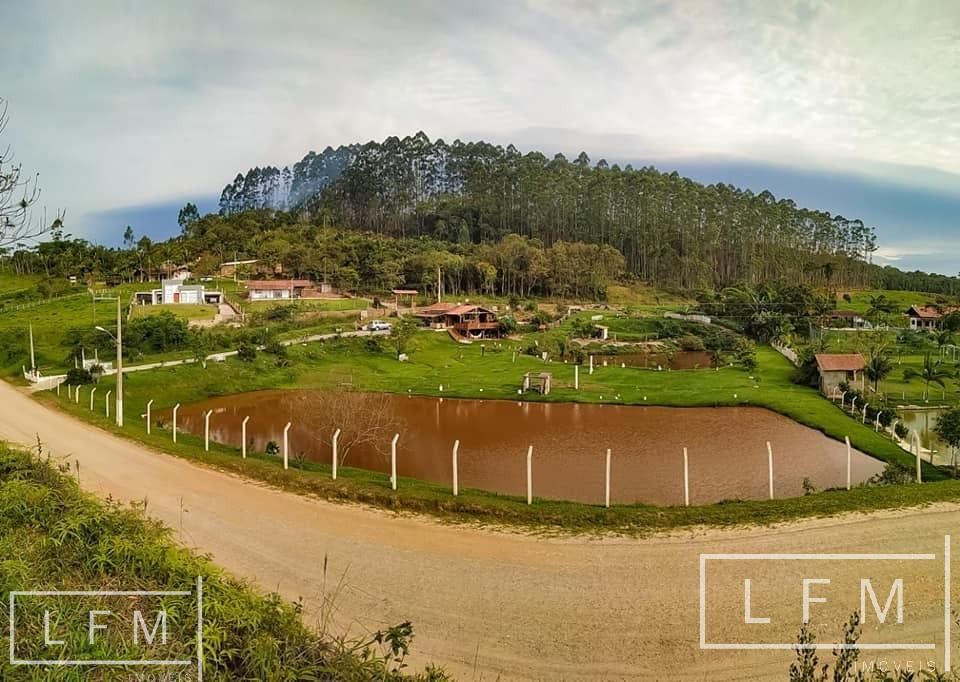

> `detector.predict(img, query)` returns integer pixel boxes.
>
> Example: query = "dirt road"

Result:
[1,378,957,680]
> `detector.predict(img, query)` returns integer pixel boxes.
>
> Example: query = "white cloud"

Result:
[2,0,958,238]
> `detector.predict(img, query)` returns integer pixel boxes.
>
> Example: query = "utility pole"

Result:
[28,323,35,375]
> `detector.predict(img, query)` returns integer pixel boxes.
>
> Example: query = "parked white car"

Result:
[367,320,392,332]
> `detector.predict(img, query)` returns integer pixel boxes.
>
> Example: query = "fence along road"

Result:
[0,378,957,680]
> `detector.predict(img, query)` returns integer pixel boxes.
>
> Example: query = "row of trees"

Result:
[311,133,879,290]
[5,209,626,300]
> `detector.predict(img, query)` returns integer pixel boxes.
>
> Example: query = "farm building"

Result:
[415,303,501,338]
[814,353,866,396]
[245,279,321,300]
[906,305,960,330]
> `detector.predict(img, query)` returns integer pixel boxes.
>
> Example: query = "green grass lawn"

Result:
[0,283,150,375]
[838,288,951,317]
[0,271,42,298]
[129,303,218,322]
[246,297,371,313]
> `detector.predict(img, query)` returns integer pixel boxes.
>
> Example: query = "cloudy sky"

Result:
[4,0,959,272]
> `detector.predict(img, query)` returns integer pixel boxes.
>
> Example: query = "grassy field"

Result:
[0,284,146,375]
[813,326,960,405]
[129,302,219,321]
[0,272,42,298]
[837,288,951,317]
[0,442,443,680]
[34,328,960,534]
[246,297,371,313]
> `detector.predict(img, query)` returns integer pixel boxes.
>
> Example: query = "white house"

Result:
[134,278,223,306]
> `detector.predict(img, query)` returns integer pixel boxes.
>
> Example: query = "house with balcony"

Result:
[415,303,501,338]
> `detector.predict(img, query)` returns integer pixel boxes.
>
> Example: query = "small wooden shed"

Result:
[522,372,553,396]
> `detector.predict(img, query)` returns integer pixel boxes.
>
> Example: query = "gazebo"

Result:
[392,289,418,310]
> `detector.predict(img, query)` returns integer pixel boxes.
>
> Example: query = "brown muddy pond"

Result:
[161,392,884,506]
[596,350,716,370]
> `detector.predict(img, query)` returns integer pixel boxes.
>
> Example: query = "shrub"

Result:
[894,422,909,439]
[677,334,705,351]
[237,342,257,362]
[869,462,914,486]
[263,340,288,357]
[65,367,93,385]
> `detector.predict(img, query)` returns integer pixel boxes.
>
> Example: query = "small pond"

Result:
[160,392,884,506]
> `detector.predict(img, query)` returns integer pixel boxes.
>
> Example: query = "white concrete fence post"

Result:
[845,436,852,490]
[89,386,97,411]
[104,390,111,417]
[914,431,922,483]
[526,445,533,505]
[589,355,594,375]
[766,441,774,500]
[683,447,690,507]
[146,399,154,435]
[574,364,579,390]
[862,403,868,424]
[172,403,180,443]
[204,409,212,451]
[241,416,250,458]
[75,385,80,405]
[282,422,292,470]
[390,433,399,490]
[332,428,341,479]
[452,439,460,496]
[841,391,847,409]
[874,413,881,432]
[604,448,611,508]
[56,383,60,397]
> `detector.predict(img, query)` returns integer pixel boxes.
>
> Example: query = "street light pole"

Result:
[115,296,123,427]
[95,295,123,428]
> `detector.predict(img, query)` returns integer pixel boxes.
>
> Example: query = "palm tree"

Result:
[864,352,893,392]
[936,330,955,359]
[866,294,897,327]
[904,354,950,401]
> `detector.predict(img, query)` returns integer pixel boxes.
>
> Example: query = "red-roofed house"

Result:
[906,305,960,330]
[246,279,316,300]
[414,303,501,338]
[814,353,866,396]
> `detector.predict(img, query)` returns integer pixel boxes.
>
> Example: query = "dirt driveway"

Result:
[1,379,957,680]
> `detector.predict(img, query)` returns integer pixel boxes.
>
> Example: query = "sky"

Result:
[3,0,959,273]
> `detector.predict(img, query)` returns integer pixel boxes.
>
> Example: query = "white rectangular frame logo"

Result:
[699,535,951,671]
[9,575,203,680]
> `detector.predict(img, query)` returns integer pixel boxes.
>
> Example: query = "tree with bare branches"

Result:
[0,98,63,249]
[295,389,402,466]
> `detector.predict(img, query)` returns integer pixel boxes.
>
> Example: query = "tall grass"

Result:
[0,441,447,681]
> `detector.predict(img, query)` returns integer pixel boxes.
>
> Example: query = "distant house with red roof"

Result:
[906,305,960,331]
[246,279,317,300]
[415,303,501,338]
[814,353,866,396]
